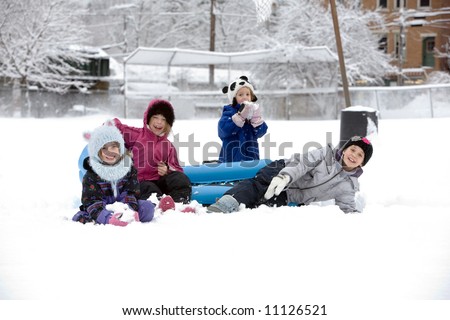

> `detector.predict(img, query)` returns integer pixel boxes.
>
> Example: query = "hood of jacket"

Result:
[143,99,175,136]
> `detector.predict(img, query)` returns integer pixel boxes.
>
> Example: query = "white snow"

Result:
[342,106,378,113]
[1,114,450,319]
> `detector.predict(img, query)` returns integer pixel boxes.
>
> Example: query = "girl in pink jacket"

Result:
[114,99,191,204]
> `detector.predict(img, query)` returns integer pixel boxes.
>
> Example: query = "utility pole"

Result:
[209,0,216,88]
[123,15,128,54]
[397,1,405,86]
[329,0,351,108]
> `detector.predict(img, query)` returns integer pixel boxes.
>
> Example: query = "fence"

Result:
[347,84,450,119]
[0,86,124,118]
[1,84,449,119]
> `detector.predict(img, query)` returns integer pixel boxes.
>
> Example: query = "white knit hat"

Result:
[88,125,125,163]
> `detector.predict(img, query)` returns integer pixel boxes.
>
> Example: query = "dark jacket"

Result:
[81,157,140,224]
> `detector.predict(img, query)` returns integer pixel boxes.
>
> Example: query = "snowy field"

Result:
[1,114,450,319]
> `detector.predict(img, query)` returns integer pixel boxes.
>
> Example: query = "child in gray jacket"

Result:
[207,136,373,214]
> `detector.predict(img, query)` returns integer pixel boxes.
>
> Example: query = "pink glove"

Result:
[159,195,176,212]
[105,202,139,223]
[231,113,245,128]
[181,206,196,213]
[109,213,129,227]
[250,105,264,127]
[238,102,254,119]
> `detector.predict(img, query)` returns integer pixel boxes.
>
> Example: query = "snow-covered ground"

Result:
[1,114,450,319]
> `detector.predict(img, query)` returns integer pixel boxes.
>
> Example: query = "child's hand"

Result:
[157,161,168,176]
[232,113,245,127]
[264,175,291,199]
[109,213,129,227]
[106,202,139,223]
[238,101,255,119]
[250,104,264,127]
[120,207,140,223]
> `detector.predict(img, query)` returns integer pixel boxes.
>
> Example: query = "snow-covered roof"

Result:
[124,47,338,66]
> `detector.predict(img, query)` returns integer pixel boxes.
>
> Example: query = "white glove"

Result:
[264,175,291,200]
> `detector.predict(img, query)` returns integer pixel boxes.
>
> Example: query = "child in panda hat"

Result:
[208,136,373,214]
[73,124,154,226]
[218,75,268,162]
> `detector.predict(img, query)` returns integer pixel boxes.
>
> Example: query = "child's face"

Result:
[100,142,121,165]
[148,114,168,136]
[235,87,252,105]
[342,145,365,170]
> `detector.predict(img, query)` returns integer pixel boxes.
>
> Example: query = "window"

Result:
[378,35,387,53]
[395,0,406,8]
[419,0,430,7]
[378,0,387,8]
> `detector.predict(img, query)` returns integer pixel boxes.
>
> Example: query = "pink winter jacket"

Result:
[113,106,183,182]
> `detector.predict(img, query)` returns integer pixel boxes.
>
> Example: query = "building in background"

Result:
[362,0,450,84]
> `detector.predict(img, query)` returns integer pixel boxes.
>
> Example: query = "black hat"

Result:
[341,136,373,166]
[145,99,175,127]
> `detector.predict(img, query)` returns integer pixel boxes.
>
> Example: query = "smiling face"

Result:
[99,142,121,165]
[148,114,168,136]
[235,87,253,105]
[342,144,365,171]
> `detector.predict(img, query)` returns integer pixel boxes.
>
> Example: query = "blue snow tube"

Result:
[184,159,271,204]
[78,145,271,204]
[78,145,89,182]
[183,159,270,184]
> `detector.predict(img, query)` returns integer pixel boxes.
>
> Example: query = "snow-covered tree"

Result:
[0,0,91,94]
[435,36,450,72]
[249,0,393,88]
[85,0,211,53]
[155,0,210,49]
[213,0,267,52]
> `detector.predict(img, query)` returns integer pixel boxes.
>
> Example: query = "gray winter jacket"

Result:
[280,144,361,213]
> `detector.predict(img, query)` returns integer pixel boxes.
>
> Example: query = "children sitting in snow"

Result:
[73,124,154,226]
[218,76,268,162]
[113,99,191,206]
[207,136,373,214]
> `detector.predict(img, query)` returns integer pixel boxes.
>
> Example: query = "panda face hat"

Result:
[222,76,257,104]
